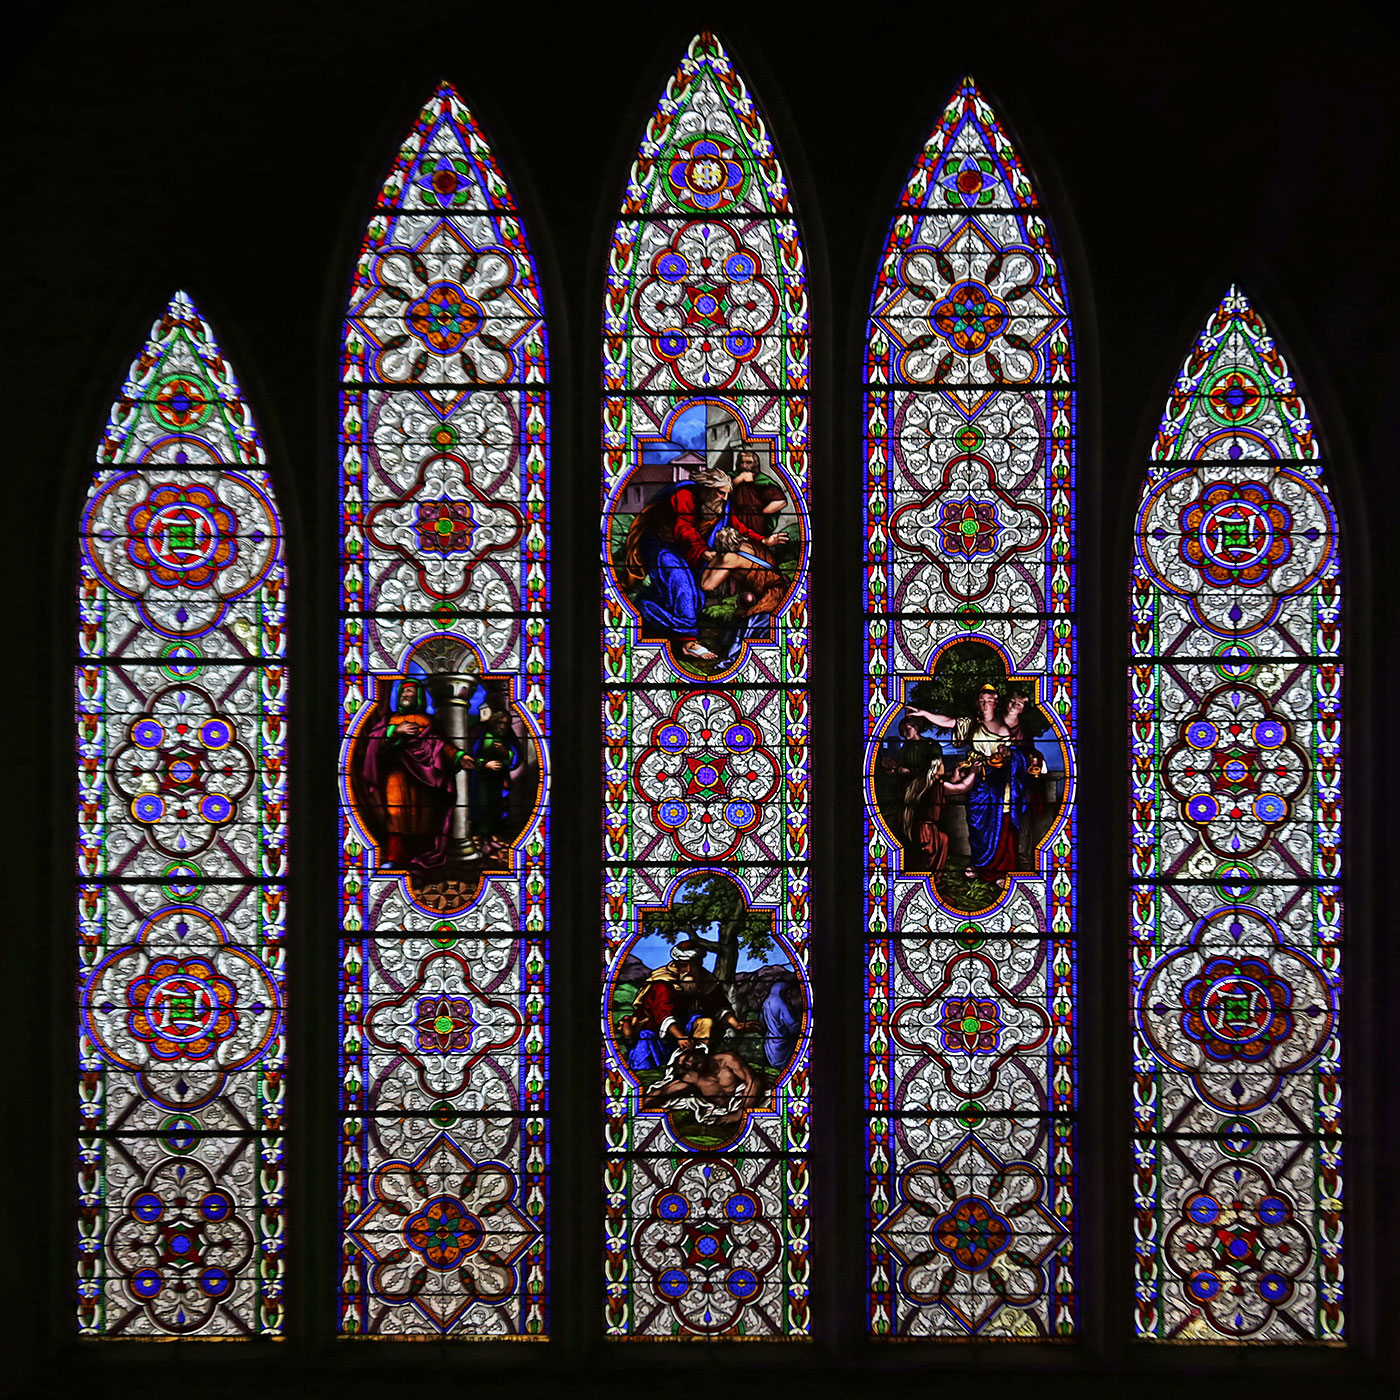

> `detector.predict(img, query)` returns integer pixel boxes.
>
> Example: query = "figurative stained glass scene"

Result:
[601,33,811,1338]
[1130,289,1342,1342]
[76,294,287,1337]
[862,79,1077,1338]
[337,85,550,1338]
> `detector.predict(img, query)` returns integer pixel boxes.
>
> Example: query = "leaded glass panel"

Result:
[601,33,811,1339]
[862,79,1078,1339]
[77,293,287,1337]
[1130,289,1342,1342]
[337,84,550,1339]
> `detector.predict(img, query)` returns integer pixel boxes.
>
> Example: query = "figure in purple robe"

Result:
[360,679,472,870]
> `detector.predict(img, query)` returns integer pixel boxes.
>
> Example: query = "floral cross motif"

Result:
[937,499,1002,557]
[1206,369,1264,425]
[935,153,1002,207]
[872,218,1064,404]
[413,153,480,210]
[932,281,1008,354]
[875,1136,1065,1334]
[666,135,747,212]
[363,449,524,603]
[366,947,523,1100]
[406,281,483,353]
[415,499,477,555]
[353,222,539,391]
[938,997,1004,1055]
[1163,1162,1314,1338]
[634,1159,782,1337]
[108,1158,255,1335]
[890,950,1051,1099]
[108,685,255,858]
[889,450,1048,604]
[633,221,779,391]
[632,690,781,861]
[348,1133,536,1333]
[413,994,475,1052]
[1162,684,1309,861]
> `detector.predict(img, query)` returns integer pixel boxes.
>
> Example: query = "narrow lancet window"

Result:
[77,293,288,1337]
[337,84,551,1339]
[1130,288,1342,1342]
[862,79,1078,1338]
[601,32,812,1338]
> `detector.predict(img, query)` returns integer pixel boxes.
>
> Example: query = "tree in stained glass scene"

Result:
[601,32,812,1338]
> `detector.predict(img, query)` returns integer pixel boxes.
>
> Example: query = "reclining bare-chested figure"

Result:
[641,1046,766,1125]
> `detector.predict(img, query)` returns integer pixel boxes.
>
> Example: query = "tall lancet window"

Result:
[337,84,551,1339]
[601,33,812,1339]
[862,79,1078,1339]
[1130,289,1342,1343]
[76,293,288,1338]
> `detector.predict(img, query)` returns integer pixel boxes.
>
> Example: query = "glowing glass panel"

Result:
[1130,288,1342,1342]
[77,292,287,1337]
[862,78,1077,1338]
[337,83,550,1339]
[601,32,811,1338]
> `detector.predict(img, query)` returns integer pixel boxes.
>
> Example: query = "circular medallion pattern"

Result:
[666,135,747,212]
[1134,905,1334,1111]
[1180,481,1292,587]
[82,907,280,1107]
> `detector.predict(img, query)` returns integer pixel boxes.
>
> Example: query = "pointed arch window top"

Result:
[872,76,1069,393]
[624,32,790,216]
[376,81,518,214]
[898,76,1039,213]
[99,291,265,470]
[346,82,546,399]
[1152,286,1319,466]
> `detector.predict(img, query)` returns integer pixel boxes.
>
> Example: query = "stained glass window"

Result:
[77,292,287,1338]
[862,78,1077,1339]
[1130,288,1342,1342]
[336,84,550,1339]
[601,32,811,1338]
